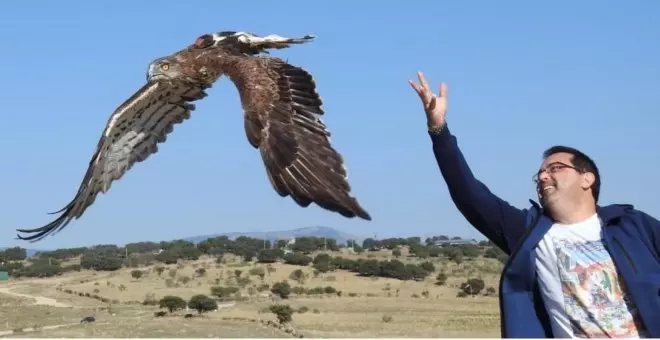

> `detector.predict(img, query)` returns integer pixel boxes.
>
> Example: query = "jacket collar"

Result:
[528,199,632,225]
[597,204,633,224]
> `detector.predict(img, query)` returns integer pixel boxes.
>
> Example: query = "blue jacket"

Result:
[429,125,660,338]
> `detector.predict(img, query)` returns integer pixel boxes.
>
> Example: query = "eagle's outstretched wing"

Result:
[16,81,208,242]
[193,31,315,55]
[225,56,371,220]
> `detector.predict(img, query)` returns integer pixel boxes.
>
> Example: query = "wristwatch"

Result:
[428,123,446,135]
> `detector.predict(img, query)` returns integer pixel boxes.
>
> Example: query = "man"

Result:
[409,71,660,338]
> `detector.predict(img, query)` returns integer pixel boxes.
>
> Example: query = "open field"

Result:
[0,251,503,338]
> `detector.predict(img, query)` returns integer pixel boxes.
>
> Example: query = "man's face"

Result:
[535,152,587,207]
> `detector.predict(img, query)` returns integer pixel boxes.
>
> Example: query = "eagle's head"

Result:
[146,54,215,85]
[146,56,185,82]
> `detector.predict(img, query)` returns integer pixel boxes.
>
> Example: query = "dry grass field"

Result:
[0,250,503,338]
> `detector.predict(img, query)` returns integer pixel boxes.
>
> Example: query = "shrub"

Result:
[178,276,191,285]
[435,272,447,286]
[460,278,485,295]
[289,269,307,284]
[269,304,294,324]
[485,286,497,296]
[419,261,435,273]
[312,253,334,273]
[283,252,312,266]
[210,286,239,299]
[249,267,266,279]
[271,281,291,299]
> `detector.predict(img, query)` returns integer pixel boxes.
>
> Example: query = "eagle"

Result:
[16,31,371,242]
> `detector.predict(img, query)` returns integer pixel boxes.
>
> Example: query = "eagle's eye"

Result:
[161,63,170,71]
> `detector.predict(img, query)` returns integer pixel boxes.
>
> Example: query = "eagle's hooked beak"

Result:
[146,63,158,82]
[146,58,171,82]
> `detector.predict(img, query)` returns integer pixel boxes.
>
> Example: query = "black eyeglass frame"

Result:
[532,162,584,184]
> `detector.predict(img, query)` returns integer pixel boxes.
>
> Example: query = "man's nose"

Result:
[537,169,552,182]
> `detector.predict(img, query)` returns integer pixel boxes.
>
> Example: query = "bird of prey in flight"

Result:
[17,31,371,242]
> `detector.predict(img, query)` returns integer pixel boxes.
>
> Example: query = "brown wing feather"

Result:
[227,56,371,220]
[16,81,208,242]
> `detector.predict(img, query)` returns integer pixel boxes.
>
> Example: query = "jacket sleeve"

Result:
[639,210,660,259]
[429,124,529,254]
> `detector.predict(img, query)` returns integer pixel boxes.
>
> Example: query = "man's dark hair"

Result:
[543,145,600,203]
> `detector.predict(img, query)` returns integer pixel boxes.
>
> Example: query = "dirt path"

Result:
[0,322,78,336]
[0,322,109,337]
[0,287,70,308]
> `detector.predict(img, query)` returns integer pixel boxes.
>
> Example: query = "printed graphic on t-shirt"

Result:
[553,238,646,338]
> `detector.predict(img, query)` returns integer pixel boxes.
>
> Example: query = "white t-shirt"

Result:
[535,213,648,338]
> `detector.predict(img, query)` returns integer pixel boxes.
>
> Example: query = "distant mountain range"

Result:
[184,226,365,245]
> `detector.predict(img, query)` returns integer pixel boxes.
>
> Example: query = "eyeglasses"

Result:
[532,162,582,184]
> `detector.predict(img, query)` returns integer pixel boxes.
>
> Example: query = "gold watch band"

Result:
[428,123,445,135]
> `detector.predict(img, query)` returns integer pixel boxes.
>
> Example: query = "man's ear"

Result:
[581,172,595,190]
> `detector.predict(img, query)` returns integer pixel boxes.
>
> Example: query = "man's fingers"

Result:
[411,73,442,112]
[417,71,431,92]
[409,80,429,103]
[439,82,448,99]
[408,80,421,94]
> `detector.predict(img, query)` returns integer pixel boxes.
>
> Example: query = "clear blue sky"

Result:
[1,1,658,250]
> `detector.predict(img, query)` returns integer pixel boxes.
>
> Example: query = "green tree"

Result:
[283,252,312,266]
[405,263,429,281]
[23,262,62,278]
[257,249,284,263]
[188,294,218,314]
[155,250,179,264]
[362,238,379,250]
[0,247,27,261]
[357,259,380,276]
[159,295,187,313]
[80,251,122,271]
